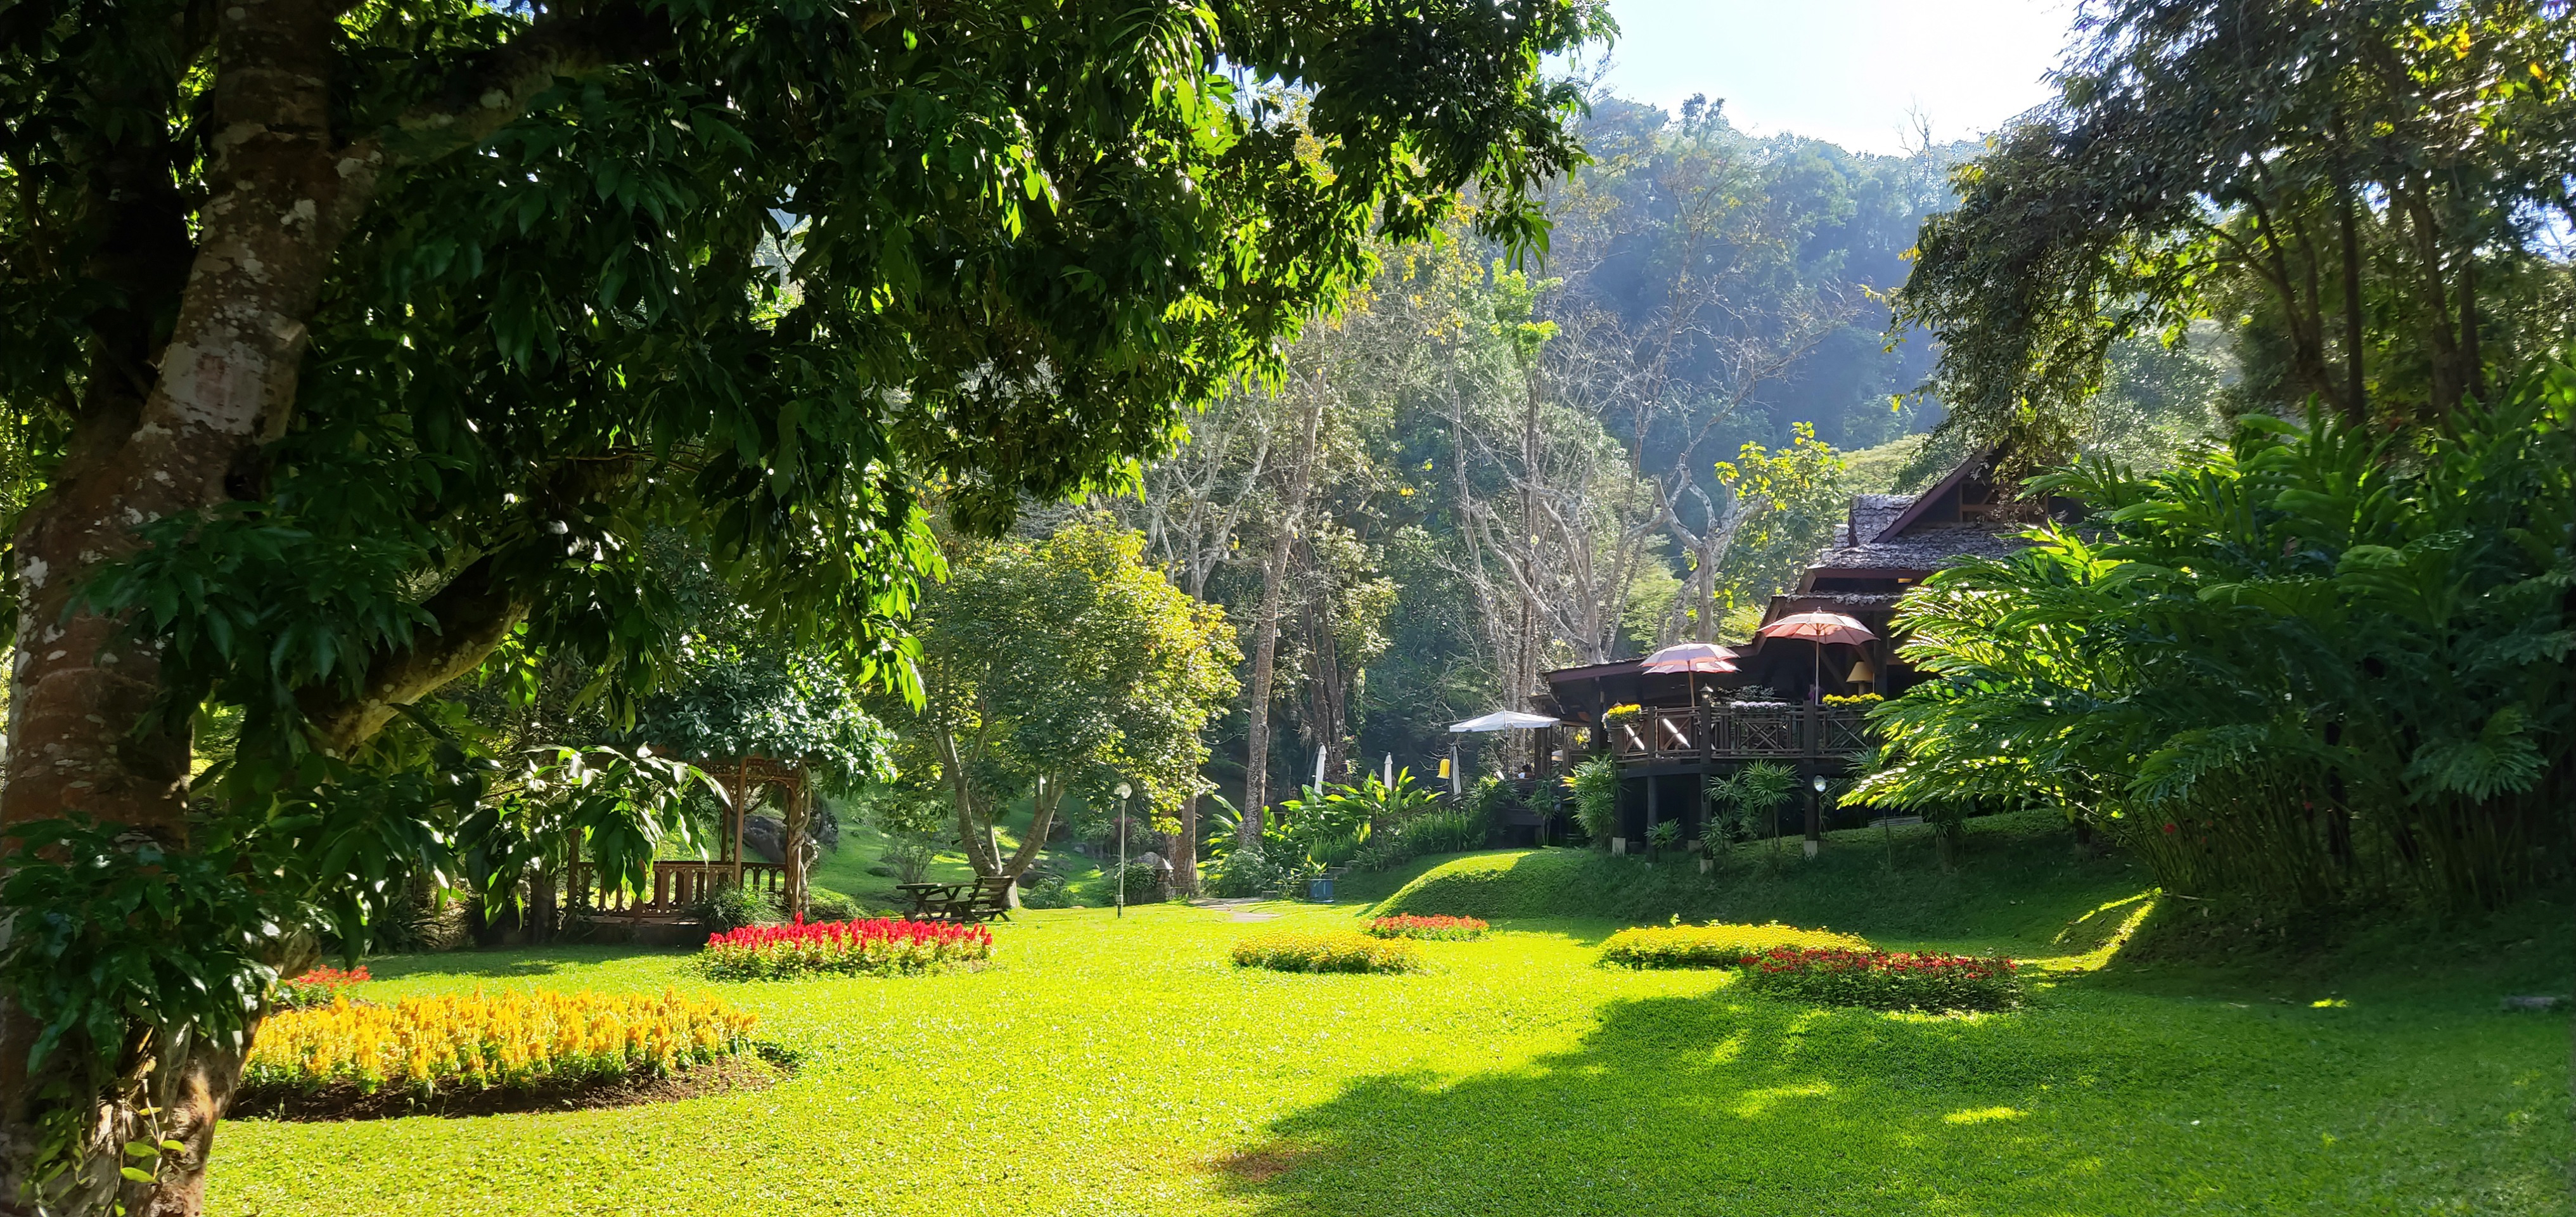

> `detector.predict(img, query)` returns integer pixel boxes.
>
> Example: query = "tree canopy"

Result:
[0,1,1603,1209]
[1896,0,2576,455]
[901,519,1238,880]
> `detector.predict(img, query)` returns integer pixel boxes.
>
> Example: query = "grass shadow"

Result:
[1212,993,2161,1216]
[1207,977,2553,1217]
[359,945,682,981]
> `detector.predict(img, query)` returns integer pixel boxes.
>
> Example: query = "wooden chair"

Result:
[920,875,1015,923]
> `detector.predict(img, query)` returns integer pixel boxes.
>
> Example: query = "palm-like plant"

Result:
[1707,761,1797,860]
[1854,364,2576,908]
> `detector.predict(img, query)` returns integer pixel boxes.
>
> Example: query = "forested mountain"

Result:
[1089,96,1996,807]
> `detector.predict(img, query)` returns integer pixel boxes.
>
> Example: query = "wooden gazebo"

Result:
[569,752,815,924]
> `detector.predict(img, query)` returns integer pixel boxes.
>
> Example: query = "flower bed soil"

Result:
[231,1050,789,1122]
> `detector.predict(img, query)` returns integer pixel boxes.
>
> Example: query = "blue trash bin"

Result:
[1306,877,1335,902]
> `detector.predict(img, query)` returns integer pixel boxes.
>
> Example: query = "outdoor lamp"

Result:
[1812,774,1828,794]
[1113,782,1133,918]
[1846,659,1876,685]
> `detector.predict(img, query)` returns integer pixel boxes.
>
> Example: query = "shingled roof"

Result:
[1796,447,2039,583]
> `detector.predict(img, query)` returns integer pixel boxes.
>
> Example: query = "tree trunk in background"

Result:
[935,730,1004,877]
[998,775,1061,882]
[1170,794,1201,898]
[781,782,812,920]
[1301,562,1352,785]
[1240,389,1325,845]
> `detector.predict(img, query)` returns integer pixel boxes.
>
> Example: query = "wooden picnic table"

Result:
[895,882,951,918]
[895,876,1015,923]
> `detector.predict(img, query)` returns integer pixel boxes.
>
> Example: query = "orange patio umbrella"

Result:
[1755,612,1874,702]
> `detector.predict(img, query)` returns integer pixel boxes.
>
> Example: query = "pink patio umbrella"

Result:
[1755,612,1875,702]
[1641,641,1739,708]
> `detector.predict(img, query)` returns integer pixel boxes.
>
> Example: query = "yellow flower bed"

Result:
[245,989,755,1095]
[1599,921,1870,970]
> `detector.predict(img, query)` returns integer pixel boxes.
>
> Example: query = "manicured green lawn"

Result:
[209,844,2569,1215]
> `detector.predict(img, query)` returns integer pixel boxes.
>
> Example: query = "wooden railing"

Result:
[1603,704,1869,765]
[568,860,786,917]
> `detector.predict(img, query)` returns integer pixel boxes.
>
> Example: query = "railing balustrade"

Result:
[1594,704,1870,767]
[568,860,787,918]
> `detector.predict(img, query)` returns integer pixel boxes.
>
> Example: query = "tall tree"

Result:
[1897,0,2576,454]
[1239,354,1328,840]
[905,520,1236,882]
[0,0,1600,1207]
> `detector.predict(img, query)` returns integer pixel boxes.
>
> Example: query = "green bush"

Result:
[1399,807,1485,856]
[1349,804,1487,873]
[878,835,939,886]
[1705,762,1795,851]
[1208,848,1298,898]
[1738,947,2023,1012]
[686,882,779,933]
[1087,860,1167,906]
[1016,872,1075,908]
[1229,930,1420,974]
[1598,922,1869,969]
[804,886,866,922]
[1565,757,1618,846]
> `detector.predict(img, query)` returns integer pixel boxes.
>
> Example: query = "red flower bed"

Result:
[1737,946,2022,1012]
[698,917,993,980]
[1364,915,1490,941]
[277,965,371,1009]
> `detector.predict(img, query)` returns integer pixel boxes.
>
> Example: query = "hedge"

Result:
[1231,930,1421,974]
[1598,922,1869,969]
[1736,946,2023,1012]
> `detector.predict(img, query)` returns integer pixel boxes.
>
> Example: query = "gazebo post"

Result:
[731,756,750,891]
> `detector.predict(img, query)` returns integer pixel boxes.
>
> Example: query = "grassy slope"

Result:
[806,804,1106,910]
[209,818,2571,1217]
[1366,812,2143,953]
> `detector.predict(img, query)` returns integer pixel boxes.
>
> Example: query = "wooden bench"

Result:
[911,875,1015,924]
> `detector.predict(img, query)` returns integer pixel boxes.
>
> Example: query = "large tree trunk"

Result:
[0,1,377,1209]
[1,3,665,1209]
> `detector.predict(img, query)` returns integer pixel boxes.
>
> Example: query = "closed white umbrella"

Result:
[1447,710,1561,732]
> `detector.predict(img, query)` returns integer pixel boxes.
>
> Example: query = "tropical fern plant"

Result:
[1852,364,2576,909]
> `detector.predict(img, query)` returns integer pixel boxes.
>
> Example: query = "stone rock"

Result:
[742,814,786,864]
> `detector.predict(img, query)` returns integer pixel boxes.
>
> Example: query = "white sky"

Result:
[1580,0,2078,155]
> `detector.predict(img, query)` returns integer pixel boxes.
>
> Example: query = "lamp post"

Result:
[1805,771,1826,859]
[1115,782,1133,918]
